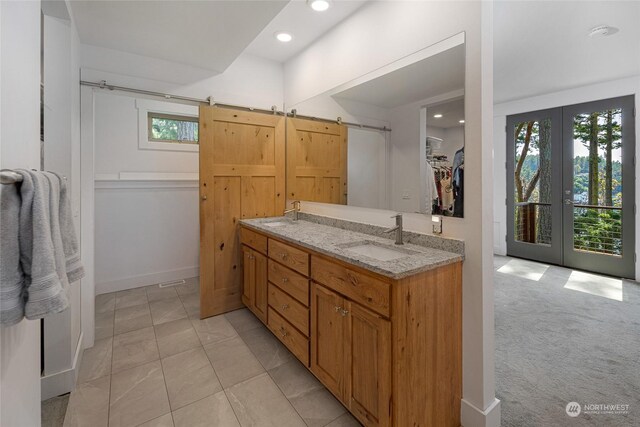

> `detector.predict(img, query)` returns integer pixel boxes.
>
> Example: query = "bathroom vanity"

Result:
[239,216,463,427]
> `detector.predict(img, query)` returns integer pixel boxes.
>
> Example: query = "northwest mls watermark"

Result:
[566,401,630,417]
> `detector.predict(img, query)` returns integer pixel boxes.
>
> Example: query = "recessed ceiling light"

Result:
[433,114,443,118]
[459,119,465,124]
[308,0,330,12]
[588,25,619,37]
[275,32,293,43]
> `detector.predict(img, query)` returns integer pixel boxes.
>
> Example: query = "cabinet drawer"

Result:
[240,227,268,255]
[268,260,309,306]
[268,283,309,336]
[311,255,391,317]
[268,308,309,366]
[269,239,309,276]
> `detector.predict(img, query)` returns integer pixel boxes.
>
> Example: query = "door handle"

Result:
[201,195,207,201]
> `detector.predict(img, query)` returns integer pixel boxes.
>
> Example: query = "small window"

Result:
[148,112,199,144]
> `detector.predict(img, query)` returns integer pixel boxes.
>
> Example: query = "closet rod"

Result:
[80,80,391,132]
[80,80,285,116]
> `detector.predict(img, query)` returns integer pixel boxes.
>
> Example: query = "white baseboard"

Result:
[96,266,199,295]
[461,397,501,427]
[41,331,83,400]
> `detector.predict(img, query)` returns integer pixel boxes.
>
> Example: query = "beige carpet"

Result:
[494,256,640,426]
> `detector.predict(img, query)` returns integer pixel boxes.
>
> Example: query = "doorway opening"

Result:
[506,95,636,279]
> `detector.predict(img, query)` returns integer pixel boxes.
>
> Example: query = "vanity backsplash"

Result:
[288,212,465,256]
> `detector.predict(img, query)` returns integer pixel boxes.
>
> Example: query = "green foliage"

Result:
[573,208,622,255]
[151,116,198,143]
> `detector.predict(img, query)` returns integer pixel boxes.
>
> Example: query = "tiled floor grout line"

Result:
[221,388,244,427]
[230,312,354,427]
[148,294,175,427]
[93,287,353,427]
[174,287,242,426]
[222,318,272,427]
[106,293,118,427]
[231,317,317,426]
[210,313,263,427]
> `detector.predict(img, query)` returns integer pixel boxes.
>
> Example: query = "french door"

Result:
[507,96,635,279]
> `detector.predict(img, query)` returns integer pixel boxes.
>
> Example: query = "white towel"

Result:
[17,170,69,320]
[51,172,84,283]
[0,184,26,326]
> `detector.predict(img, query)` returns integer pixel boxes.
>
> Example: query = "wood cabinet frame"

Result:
[240,225,462,427]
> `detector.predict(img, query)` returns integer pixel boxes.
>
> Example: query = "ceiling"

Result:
[69,0,288,72]
[426,98,465,129]
[244,0,367,63]
[494,1,640,104]
[332,44,465,109]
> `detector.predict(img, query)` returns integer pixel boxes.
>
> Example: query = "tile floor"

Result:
[62,277,361,427]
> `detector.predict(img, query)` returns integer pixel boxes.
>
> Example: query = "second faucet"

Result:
[385,213,404,245]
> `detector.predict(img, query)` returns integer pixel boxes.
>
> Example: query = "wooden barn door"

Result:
[286,118,348,204]
[199,107,285,318]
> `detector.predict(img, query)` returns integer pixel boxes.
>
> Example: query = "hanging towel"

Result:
[43,172,70,295]
[51,172,84,283]
[17,170,69,320]
[0,184,26,326]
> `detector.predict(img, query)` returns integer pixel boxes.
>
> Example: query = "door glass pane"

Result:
[513,119,552,245]
[572,109,622,256]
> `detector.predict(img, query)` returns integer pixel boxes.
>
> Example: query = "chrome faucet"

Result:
[284,200,301,221]
[384,213,404,245]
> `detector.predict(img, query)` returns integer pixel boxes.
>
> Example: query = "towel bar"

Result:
[1,169,67,185]
[0,170,23,184]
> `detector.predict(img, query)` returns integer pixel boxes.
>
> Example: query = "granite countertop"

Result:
[240,217,463,280]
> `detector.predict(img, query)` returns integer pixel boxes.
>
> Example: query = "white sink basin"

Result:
[263,221,292,227]
[344,242,413,261]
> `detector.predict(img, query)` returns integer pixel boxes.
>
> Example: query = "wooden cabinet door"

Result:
[200,107,285,318]
[345,302,392,427]
[253,251,268,322]
[242,246,254,307]
[286,118,348,204]
[311,283,347,401]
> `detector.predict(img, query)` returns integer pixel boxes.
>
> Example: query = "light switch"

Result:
[402,190,411,200]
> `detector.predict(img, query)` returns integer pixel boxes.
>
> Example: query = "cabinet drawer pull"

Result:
[280,253,288,260]
[281,277,288,283]
[279,326,288,338]
[340,308,349,317]
[281,304,289,310]
[334,305,341,313]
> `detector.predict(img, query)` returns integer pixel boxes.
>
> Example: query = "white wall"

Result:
[40,11,84,399]
[493,75,640,281]
[82,49,285,295]
[388,97,425,213]
[93,93,199,177]
[0,1,43,426]
[82,46,284,110]
[347,128,388,209]
[95,180,199,294]
[441,126,465,162]
[285,2,499,426]
[387,92,465,217]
